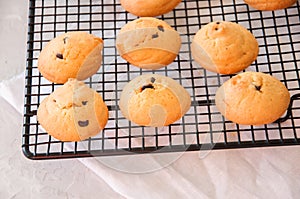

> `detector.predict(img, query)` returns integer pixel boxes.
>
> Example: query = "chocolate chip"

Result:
[141,84,154,91]
[78,120,89,127]
[63,37,68,44]
[150,77,156,83]
[157,25,164,32]
[56,53,63,59]
[255,85,262,91]
[82,101,88,105]
[152,33,159,39]
[215,22,221,31]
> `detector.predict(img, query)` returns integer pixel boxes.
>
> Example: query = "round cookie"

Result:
[38,31,103,84]
[120,0,182,17]
[37,78,108,141]
[116,17,181,70]
[244,0,297,10]
[215,72,290,125]
[119,74,191,127]
[191,21,259,75]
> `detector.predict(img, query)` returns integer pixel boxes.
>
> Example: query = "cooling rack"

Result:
[23,0,300,160]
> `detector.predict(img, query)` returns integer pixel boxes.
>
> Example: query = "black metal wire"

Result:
[22,0,300,160]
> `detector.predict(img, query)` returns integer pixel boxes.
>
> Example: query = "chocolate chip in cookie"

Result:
[56,53,63,59]
[150,77,156,83]
[152,33,159,39]
[78,120,89,127]
[157,25,165,32]
[141,84,155,91]
[63,37,68,44]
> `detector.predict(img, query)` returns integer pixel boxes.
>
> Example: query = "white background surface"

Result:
[1,0,300,198]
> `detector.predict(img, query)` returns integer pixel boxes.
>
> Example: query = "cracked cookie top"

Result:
[191,21,259,75]
[116,17,181,70]
[215,72,290,125]
[119,74,191,127]
[37,79,108,141]
[38,32,103,83]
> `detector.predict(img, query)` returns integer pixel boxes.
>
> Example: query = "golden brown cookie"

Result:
[191,21,259,74]
[215,72,290,125]
[37,79,108,141]
[120,0,182,17]
[244,0,297,10]
[38,32,103,84]
[119,74,191,127]
[116,17,181,70]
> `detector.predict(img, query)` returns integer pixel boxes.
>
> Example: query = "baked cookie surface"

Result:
[191,21,259,74]
[119,74,191,127]
[120,0,182,17]
[37,79,108,141]
[116,17,181,69]
[215,72,290,125]
[38,31,103,84]
[244,0,297,10]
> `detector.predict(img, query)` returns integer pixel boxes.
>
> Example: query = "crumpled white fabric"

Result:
[1,73,300,198]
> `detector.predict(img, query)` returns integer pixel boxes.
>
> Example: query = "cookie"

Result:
[244,0,297,10]
[119,74,191,127]
[120,0,182,17]
[116,17,181,70]
[38,32,103,84]
[215,72,290,125]
[37,79,108,141]
[191,21,259,74]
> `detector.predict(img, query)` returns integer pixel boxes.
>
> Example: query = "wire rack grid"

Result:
[23,0,300,160]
